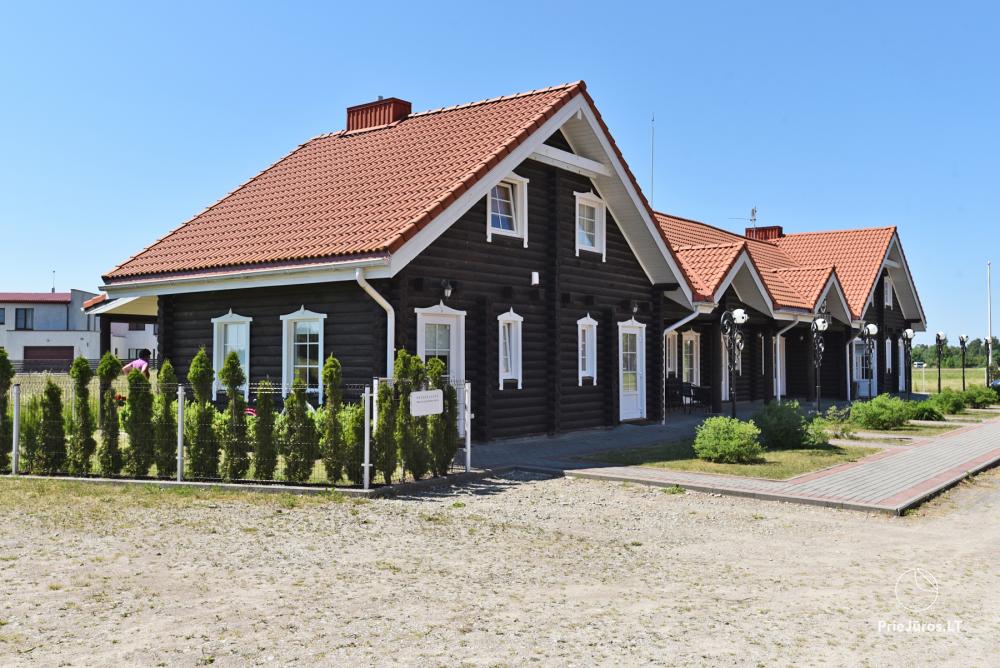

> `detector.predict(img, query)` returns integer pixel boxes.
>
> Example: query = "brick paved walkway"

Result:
[472,414,1000,514]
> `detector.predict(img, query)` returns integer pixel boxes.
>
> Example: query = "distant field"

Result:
[912,367,988,394]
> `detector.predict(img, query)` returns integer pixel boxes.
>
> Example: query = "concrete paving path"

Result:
[471,413,1000,514]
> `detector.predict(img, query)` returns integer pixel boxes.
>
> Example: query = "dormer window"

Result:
[574,191,606,260]
[486,173,529,246]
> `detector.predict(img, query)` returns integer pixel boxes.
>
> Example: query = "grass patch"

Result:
[862,423,961,437]
[912,367,987,394]
[581,440,878,480]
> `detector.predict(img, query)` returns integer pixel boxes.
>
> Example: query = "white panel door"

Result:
[618,322,646,421]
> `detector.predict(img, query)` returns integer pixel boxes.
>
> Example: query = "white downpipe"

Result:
[775,318,800,402]
[356,268,395,378]
[845,340,852,402]
[661,310,701,424]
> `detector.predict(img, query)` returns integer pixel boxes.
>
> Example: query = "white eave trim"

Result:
[529,143,611,178]
[711,251,775,316]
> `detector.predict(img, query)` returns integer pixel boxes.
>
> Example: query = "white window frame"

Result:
[665,330,678,377]
[577,314,598,386]
[486,173,529,247]
[497,309,524,390]
[884,276,893,309]
[760,333,766,375]
[211,310,252,400]
[280,306,327,402]
[681,330,701,386]
[885,337,892,374]
[574,190,606,261]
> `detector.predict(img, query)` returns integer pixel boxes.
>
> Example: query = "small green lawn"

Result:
[580,441,878,480]
[859,423,961,437]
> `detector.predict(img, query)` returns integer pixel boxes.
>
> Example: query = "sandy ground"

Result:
[0,469,998,667]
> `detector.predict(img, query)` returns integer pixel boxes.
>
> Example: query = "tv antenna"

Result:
[728,206,758,228]
[649,113,655,206]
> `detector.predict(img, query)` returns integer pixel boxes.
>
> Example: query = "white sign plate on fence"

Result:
[410,389,444,416]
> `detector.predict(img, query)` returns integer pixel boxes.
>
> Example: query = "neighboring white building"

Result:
[0,290,100,367]
[109,320,158,361]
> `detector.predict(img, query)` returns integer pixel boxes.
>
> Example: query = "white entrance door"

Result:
[618,319,646,421]
[898,339,906,392]
[416,303,467,433]
[853,340,878,398]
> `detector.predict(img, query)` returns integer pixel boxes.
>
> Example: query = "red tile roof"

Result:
[0,292,72,304]
[82,293,108,310]
[104,83,587,282]
[655,213,894,318]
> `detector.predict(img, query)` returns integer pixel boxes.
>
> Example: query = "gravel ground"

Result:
[0,469,998,667]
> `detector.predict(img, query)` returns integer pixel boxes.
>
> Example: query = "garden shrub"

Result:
[253,380,277,480]
[961,385,998,409]
[927,389,965,415]
[907,400,944,422]
[152,360,178,478]
[319,355,344,484]
[394,350,431,480]
[0,348,14,472]
[185,347,219,478]
[218,352,250,480]
[279,378,318,483]
[18,395,43,472]
[66,357,97,475]
[426,357,459,477]
[850,394,911,430]
[96,352,123,476]
[752,400,806,450]
[693,416,763,463]
[123,370,154,476]
[373,378,397,485]
[36,379,67,474]
[339,401,366,484]
[804,416,830,446]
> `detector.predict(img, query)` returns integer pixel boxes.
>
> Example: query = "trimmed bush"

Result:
[373,378,397,485]
[67,357,97,475]
[927,389,965,415]
[123,370,154,476]
[693,416,763,464]
[279,378,318,483]
[36,379,67,474]
[319,355,344,484]
[153,360,178,478]
[0,348,16,472]
[427,357,459,477]
[752,400,806,450]
[850,394,911,430]
[185,347,219,478]
[218,352,250,480]
[394,350,431,480]
[961,385,998,409]
[253,381,278,480]
[96,352,123,476]
[339,402,366,484]
[908,401,944,422]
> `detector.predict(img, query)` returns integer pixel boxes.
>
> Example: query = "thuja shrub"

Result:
[927,389,965,415]
[218,352,250,480]
[253,380,278,480]
[185,347,219,478]
[19,395,43,472]
[153,360,178,478]
[426,357,459,477]
[373,378,397,485]
[394,350,431,480]
[67,356,97,475]
[961,385,998,409]
[96,352,123,476]
[36,379,67,474]
[850,394,911,430]
[123,370,155,476]
[752,400,806,450]
[339,401,366,484]
[319,355,344,484]
[0,348,14,472]
[279,378,318,483]
[693,416,763,464]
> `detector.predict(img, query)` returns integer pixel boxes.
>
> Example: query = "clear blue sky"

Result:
[2,1,997,344]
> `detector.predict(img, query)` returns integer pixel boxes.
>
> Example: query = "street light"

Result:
[959,335,969,391]
[860,322,879,399]
[935,332,947,394]
[811,316,829,412]
[721,308,748,418]
[902,328,915,400]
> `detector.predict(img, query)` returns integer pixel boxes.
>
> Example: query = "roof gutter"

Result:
[355,268,395,379]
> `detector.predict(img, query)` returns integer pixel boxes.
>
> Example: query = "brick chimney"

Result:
[346,96,412,131]
[745,225,784,241]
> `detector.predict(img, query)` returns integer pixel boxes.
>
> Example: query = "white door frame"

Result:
[898,338,906,392]
[415,302,467,433]
[617,318,646,421]
[853,339,878,398]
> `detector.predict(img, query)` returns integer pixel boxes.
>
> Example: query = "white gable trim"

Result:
[858,233,927,330]
[711,251,775,316]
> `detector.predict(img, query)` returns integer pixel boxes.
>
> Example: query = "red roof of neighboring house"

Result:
[0,292,72,304]
[82,293,108,310]
[104,83,587,282]
[655,213,895,318]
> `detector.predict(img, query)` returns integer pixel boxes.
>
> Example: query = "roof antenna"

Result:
[728,205,758,229]
[51,270,55,293]
[649,113,655,206]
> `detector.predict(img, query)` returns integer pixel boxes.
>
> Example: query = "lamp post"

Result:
[959,335,968,391]
[902,328,915,400]
[721,308,748,418]
[935,332,947,394]
[859,322,879,399]
[811,316,828,412]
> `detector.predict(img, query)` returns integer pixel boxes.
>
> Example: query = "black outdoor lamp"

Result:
[721,308,748,418]
[902,328,915,400]
[811,316,829,412]
[441,279,454,300]
[935,331,947,394]
[859,322,879,399]
[959,335,969,391]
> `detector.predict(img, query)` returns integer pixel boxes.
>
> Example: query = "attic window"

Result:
[486,173,529,246]
[574,191,606,261]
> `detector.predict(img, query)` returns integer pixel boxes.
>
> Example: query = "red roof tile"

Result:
[82,293,108,310]
[104,83,585,281]
[0,292,72,304]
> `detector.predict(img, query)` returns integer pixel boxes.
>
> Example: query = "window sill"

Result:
[489,228,525,242]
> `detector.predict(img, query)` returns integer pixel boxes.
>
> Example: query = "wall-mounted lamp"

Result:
[530,271,540,287]
[631,300,639,315]
[441,279,453,300]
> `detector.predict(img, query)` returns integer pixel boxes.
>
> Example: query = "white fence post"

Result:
[372,376,379,430]
[176,384,185,482]
[363,384,371,491]
[11,384,20,476]
[464,381,471,473]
